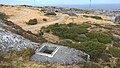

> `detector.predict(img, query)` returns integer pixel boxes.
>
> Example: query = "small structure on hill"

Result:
[36,44,60,57]
[31,43,90,65]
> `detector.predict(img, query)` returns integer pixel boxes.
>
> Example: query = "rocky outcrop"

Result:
[115,16,120,24]
[0,19,40,52]
[0,28,39,52]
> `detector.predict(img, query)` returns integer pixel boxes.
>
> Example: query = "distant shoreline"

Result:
[0,4,120,17]
[0,3,120,10]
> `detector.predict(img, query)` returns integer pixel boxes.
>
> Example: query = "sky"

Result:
[0,0,120,6]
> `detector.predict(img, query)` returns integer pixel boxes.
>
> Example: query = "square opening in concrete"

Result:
[36,45,60,57]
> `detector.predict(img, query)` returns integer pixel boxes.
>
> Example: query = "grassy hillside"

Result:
[40,22,120,68]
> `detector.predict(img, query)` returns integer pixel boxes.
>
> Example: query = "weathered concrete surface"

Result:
[31,43,89,65]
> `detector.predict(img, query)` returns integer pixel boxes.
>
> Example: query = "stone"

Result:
[112,33,120,41]
[0,28,39,52]
[115,16,120,24]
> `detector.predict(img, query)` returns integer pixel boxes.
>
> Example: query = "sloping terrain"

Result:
[0,19,41,52]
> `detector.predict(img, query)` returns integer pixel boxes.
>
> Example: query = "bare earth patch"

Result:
[0,5,115,34]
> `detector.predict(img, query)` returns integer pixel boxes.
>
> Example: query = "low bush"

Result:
[26,19,38,25]
[59,40,106,60]
[0,53,6,61]
[78,41,106,59]
[100,53,111,62]
[43,18,47,21]
[113,42,120,48]
[79,62,101,68]
[9,48,35,60]
[116,59,120,68]
[42,23,89,42]
[0,12,9,19]
[86,31,112,44]
[107,47,120,58]
[83,15,103,20]
[91,16,103,20]
[44,12,56,16]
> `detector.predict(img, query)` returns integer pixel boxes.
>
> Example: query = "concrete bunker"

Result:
[31,43,90,65]
[36,44,60,57]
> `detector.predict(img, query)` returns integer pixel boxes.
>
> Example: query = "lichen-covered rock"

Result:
[112,33,120,41]
[0,28,39,52]
[115,16,120,24]
[0,19,40,52]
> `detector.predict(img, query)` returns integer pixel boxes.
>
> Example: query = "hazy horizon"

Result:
[0,0,120,6]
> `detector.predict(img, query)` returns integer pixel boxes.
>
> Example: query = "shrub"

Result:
[0,12,8,19]
[78,23,91,28]
[116,59,120,68]
[0,53,6,61]
[42,23,89,42]
[79,62,101,68]
[83,15,103,20]
[91,16,103,20]
[86,31,112,44]
[44,12,56,16]
[67,23,77,27]
[100,53,111,62]
[107,47,120,58]
[113,42,120,48]
[9,48,35,60]
[26,19,38,25]
[43,18,47,21]
[78,41,106,59]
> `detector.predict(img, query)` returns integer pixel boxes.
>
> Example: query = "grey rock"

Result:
[66,12,77,16]
[0,28,39,52]
[115,16,120,24]
[112,33,120,41]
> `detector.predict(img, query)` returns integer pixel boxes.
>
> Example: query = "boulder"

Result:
[115,16,120,24]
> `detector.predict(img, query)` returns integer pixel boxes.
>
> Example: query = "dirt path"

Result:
[23,16,65,33]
